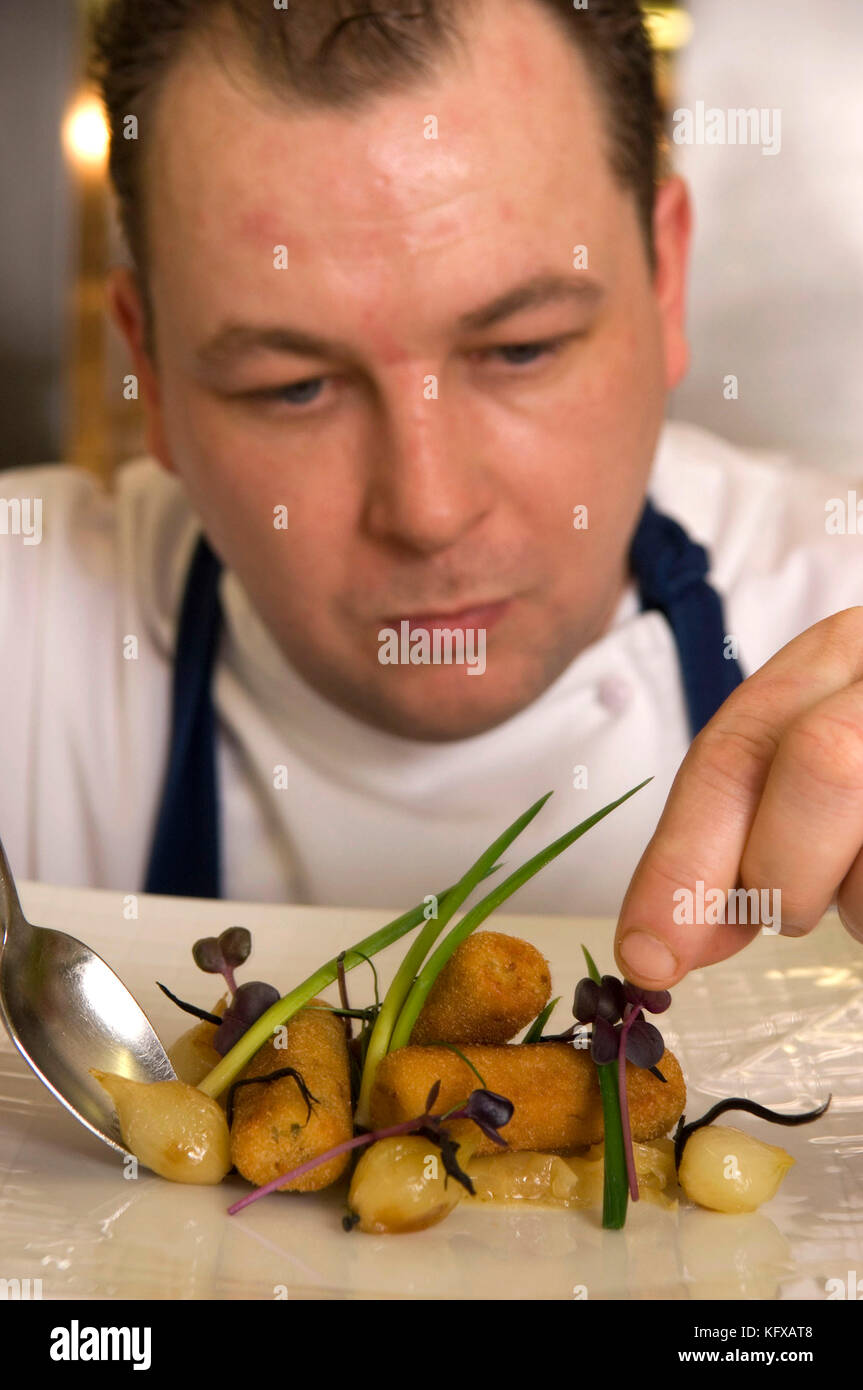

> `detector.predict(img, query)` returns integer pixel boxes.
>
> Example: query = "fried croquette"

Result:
[370,1043,686,1156]
[410,931,552,1046]
[229,1000,352,1192]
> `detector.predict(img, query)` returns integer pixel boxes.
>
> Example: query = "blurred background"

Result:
[1,0,860,482]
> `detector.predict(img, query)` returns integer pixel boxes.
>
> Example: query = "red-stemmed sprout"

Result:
[157,926,282,1056]
[225,1083,514,1219]
[192,926,252,999]
[573,970,671,1203]
[211,981,281,1055]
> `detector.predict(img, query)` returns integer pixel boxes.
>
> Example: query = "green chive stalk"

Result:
[521,997,560,1043]
[389,780,652,1053]
[355,791,554,1125]
[582,945,628,1230]
[197,891,456,1100]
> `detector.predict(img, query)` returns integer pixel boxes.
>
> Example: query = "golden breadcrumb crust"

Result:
[230,1001,352,1192]
[371,1043,685,1155]
[411,931,552,1046]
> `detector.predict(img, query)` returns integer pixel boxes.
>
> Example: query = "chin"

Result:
[343,668,548,742]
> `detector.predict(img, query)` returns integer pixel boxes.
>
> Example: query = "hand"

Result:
[614,607,863,988]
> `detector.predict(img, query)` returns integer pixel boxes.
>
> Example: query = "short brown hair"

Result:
[92,0,661,286]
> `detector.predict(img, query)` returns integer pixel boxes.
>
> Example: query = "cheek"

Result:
[529,319,663,574]
[567,311,665,487]
[158,384,359,609]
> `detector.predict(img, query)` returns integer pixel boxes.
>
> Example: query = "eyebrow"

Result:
[194,272,604,372]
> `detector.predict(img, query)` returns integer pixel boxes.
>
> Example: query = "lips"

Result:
[386,599,512,632]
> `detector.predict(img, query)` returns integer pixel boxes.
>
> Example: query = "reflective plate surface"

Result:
[1,882,860,1300]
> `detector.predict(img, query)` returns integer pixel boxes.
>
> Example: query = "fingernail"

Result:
[618,931,678,983]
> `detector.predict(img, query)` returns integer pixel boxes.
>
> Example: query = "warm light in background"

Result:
[643,4,694,52]
[54,13,689,175]
[63,91,109,171]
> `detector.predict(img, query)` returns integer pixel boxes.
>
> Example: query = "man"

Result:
[1,0,861,993]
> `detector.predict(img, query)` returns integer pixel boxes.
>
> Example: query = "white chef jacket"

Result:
[0,420,859,914]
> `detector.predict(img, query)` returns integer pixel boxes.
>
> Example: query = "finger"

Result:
[739,680,863,934]
[614,607,863,987]
[836,844,863,944]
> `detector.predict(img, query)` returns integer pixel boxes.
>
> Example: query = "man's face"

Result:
[114,0,690,740]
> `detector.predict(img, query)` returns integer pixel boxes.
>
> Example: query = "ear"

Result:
[651,176,692,392]
[106,266,175,473]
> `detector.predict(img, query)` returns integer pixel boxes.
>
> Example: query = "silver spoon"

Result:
[0,836,176,1154]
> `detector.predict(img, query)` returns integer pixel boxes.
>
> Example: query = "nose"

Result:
[361,374,496,554]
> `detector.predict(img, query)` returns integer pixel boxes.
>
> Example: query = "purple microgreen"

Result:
[155,981,222,1027]
[575,953,672,1211]
[212,1016,253,1056]
[647,1064,667,1083]
[226,1067,319,1129]
[573,977,601,1023]
[623,981,671,1014]
[466,1121,507,1149]
[578,945,629,1229]
[212,981,281,1054]
[521,997,560,1043]
[573,975,623,1026]
[221,963,240,1000]
[192,926,251,998]
[441,1088,513,1147]
[618,1004,643,1201]
[590,1015,620,1064]
[460,1089,514,1147]
[624,1016,665,1069]
[416,1125,476,1194]
[601,975,628,1020]
[425,1079,442,1113]
[198,887,470,1101]
[219,926,252,969]
[226,1086,513,1216]
[191,936,225,976]
[577,974,666,1068]
[673,1094,832,1170]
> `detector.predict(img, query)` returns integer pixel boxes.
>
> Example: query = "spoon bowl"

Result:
[0,838,176,1154]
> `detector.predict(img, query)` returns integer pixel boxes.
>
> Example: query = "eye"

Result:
[252,377,328,408]
[485,337,567,367]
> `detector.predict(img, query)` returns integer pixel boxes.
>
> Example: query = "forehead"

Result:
[144,1,633,340]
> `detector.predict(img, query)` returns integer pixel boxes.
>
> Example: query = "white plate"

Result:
[1,881,861,1301]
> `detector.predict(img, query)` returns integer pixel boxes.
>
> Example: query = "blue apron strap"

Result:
[143,534,224,898]
[628,496,744,737]
[143,497,743,899]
